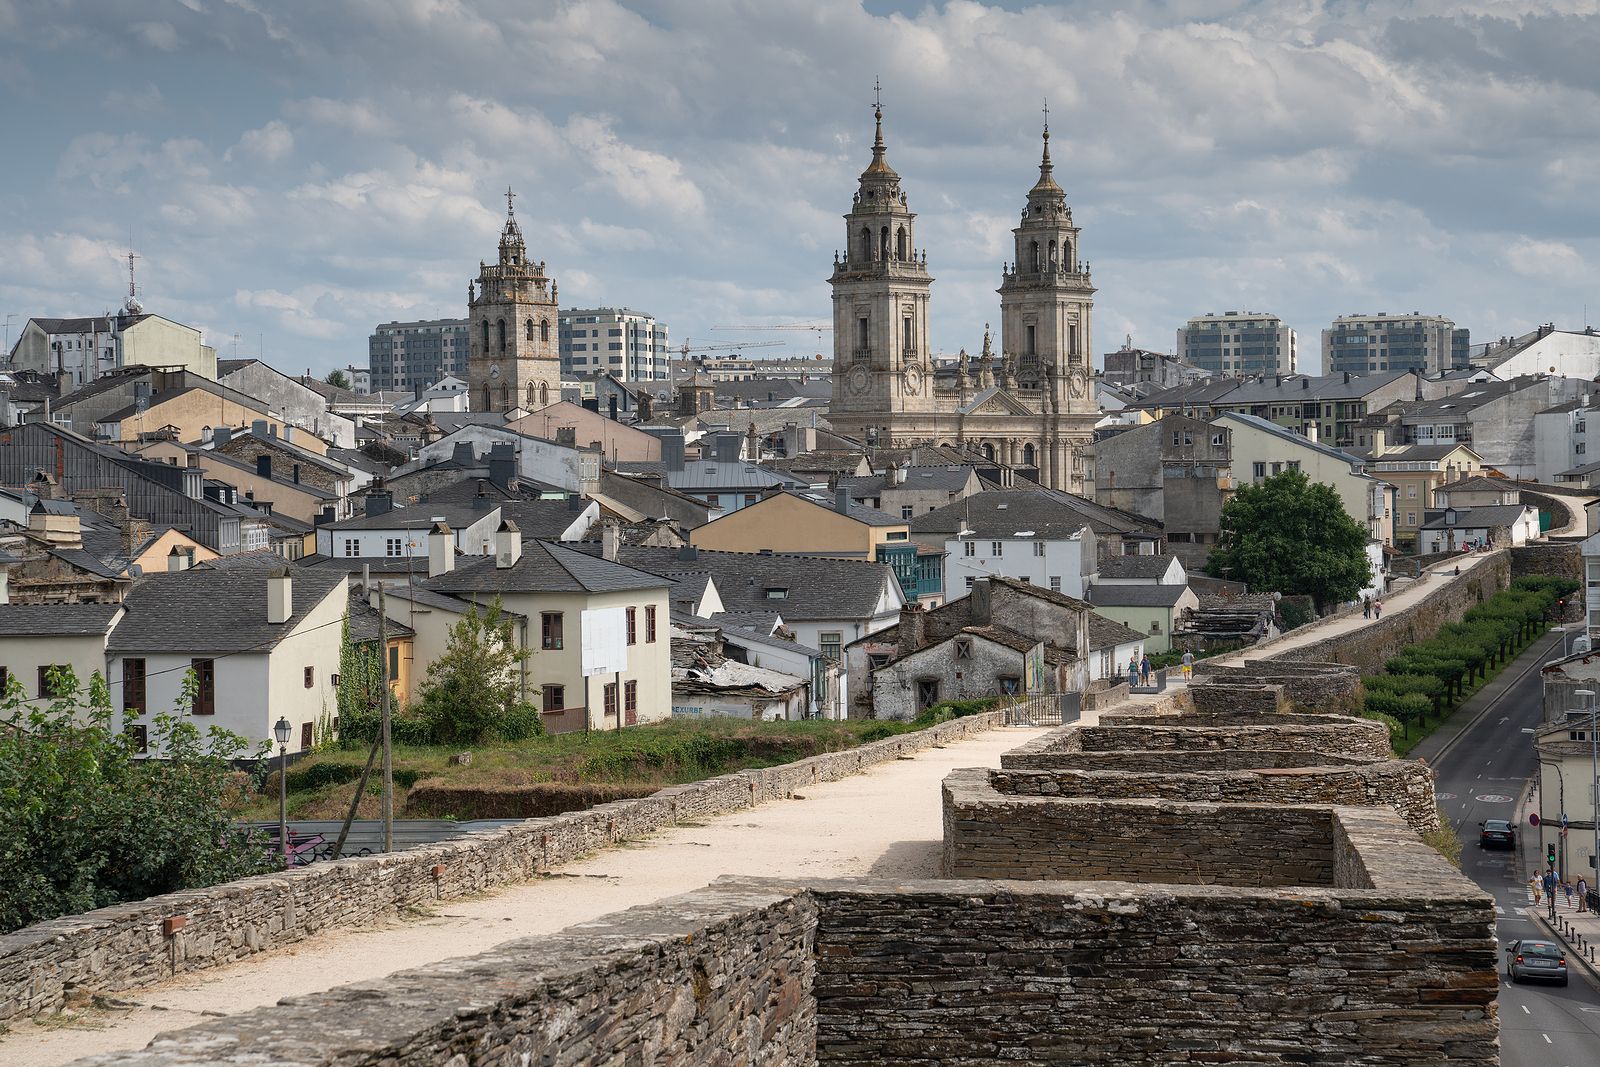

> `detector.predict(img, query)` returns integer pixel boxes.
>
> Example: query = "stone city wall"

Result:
[1262,550,1510,670]
[1008,748,1365,772]
[1098,709,1360,729]
[62,855,1496,1067]
[1191,660,1365,715]
[1000,719,1393,769]
[68,881,820,1067]
[1187,680,1288,714]
[942,776,1339,885]
[0,711,1007,1023]
[983,759,1439,834]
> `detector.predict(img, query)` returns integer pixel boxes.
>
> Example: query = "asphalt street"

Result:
[1418,628,1600,1066]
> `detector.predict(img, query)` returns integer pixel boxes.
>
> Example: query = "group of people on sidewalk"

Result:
[1361,597,1384,620]
[1530,869,1591,913]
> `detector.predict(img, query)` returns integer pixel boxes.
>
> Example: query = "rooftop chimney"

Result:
[834,486,851,515]
[428,521,455,578]
[602,521,621,562]
[473,484,494,511]
[256,454,272,479]
[251,419,269,438]
[677,543,698,562]
[487,443,516,490]
[495,519,522,569]
[267,568,292,625]
[27,501,82,550]
[213,426,233,448]
[969,578,993,625]
[896,604,928,659]
[451,441,474,466]
[364,484,393,517]
[168,545,190,572]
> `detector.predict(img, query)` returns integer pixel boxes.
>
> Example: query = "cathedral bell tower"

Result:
[829,85,935,439]
[998,111,1097,491]
[468,188,560,414]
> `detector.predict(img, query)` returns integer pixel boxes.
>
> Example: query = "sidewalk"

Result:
[1517,780,1600,986]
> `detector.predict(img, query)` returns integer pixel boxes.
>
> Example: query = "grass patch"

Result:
[241,701,994,821]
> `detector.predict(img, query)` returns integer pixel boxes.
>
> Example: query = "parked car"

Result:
[1505,939,1568,985]
[1479,819,1515,849]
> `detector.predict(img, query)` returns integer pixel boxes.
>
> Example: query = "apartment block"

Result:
[368,319,470,392]
[1322,313,1468,376]
[1176,312,1295,376]
[560,307,670,381]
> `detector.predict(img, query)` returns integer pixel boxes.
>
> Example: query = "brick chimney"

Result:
[897,604,928,659]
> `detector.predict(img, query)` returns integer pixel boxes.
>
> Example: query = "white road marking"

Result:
[1521,1004,1530,1014]
[1499,716,1509,725]
[1543,1033,1552,1044]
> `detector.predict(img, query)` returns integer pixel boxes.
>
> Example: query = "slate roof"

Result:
[566,544,898,622]
[108,568,346,654]
[787,491,904,527]
[345,593,413,642]
[911,488,1161,540]
[1371,443,1481,463]
[613,458,809,493]
[1213,411,1366,469]
[376,583,526,620]
[1087,584,1191,608]
[328,502,498,531]
[839,465,976,499]
[1419,505,1536,530]
[428,539,668,595]
[93,380,271,424]
[1095,553,1181,580]
[0,603,121,636]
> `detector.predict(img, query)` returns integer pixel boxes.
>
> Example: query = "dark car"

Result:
[1479,820,1515,849]
[1506,939,1568,985]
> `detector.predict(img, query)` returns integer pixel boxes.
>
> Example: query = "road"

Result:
[1416,628,1600,1066]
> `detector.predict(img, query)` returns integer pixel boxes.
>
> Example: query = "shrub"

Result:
[1360,709,1404,745]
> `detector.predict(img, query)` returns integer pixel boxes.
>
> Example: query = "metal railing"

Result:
[998,691,1081,727]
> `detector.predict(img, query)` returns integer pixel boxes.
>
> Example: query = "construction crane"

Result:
[678,338,784,360]
[711,321,833,358]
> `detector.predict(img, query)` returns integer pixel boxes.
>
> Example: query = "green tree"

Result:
[1205,469,1371,611]
[325,369,350,390]
[416,599,544,746]
[0,667,276,934]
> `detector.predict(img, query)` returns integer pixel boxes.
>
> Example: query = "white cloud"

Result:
[564,115,706,222]
[1506,238,1585,279]
[132,20,179,50]
[286,96,397,138]
[226,120,294,163]
[102,82,165,117]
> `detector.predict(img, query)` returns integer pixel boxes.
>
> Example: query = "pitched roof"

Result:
[345,593,413,642]
[566,544,898,621]
[1212,411,1365,468]
[428,539,668,595]
[108,568,346,654]
[1095,553,1181,580]
[911,488,1160,539]
[1087,584,1191,608]
[329,501,498,531]
[1419,505,1536,530]
[0,603,121,636]
[1372,443,1480,463]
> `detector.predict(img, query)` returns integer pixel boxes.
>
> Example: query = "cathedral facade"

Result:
[468,189,561,414]
[828,108,1099,494]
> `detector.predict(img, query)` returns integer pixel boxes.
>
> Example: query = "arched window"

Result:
[481,384,492,411]
[539,382,549,405]
[1022,443,1036,467]
[859,227,870,260]
[982,443,996,462]
[525,319,535,342]
[1048,240,1057,270]
[527,381,539,407]
[497,318,507,352]
[480,320,489,350]
[540,319,550,343]
[880,226,890,260]
[1030,241,1040,272]
[500,383,509,408]
[896,227,907,260]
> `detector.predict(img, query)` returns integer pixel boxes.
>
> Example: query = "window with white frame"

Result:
[991,541,1004,556]
[385,537,403,557]
[343,538,360,557]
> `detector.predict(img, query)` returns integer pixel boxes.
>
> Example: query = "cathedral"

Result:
[467,188,561,414]
[827,103,1100,494]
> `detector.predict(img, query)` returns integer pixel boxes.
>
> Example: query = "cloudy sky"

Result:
[3,1,1598,377]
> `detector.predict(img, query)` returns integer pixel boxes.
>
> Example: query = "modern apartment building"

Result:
[1322,313,1468,376]
[1176,312,1295,376]
[367,319,470,393]
[560,308,670,381]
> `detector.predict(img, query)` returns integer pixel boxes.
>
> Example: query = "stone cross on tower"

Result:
[505,185,516,215]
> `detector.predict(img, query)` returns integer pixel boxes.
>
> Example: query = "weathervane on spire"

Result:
[505,185,516,216]
[873,76,883,115]
[1043,97,1049,134]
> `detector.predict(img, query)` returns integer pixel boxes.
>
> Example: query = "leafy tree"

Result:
[416,599,544,746]
[0,667,275,934]
[325,369,350,390]
[1205,469,1371,611]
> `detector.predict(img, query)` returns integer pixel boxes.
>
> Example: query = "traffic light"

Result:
[1548,843,1558,866]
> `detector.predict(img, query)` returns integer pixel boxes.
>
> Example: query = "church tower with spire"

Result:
[468,187,560,414]
[829,84,936,437]
[998,111,1097,490]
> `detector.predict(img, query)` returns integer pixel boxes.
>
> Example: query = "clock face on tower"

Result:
[847,364,870,395]
[489,363,502,380]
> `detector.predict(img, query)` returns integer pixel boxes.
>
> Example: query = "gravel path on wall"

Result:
[7,726,1045,1067]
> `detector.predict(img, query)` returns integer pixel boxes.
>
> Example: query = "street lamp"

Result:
[273,716,292,866]
[1578,690,1599,900]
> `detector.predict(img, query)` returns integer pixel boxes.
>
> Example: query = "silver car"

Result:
[1506,939,1568,985]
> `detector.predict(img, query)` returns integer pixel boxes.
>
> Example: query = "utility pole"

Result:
[378,582,393,853]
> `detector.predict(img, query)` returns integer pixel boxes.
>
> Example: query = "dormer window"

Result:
[765,587,788,600]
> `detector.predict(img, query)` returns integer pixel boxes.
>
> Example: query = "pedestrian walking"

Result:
[1373,599,1383,620]
[1362,598,1371,619]
[1564,880,1574,908]
[1579,876,1590,913]
[1127,656,1139,688]
[1180,649,1194,681]
[1530,873,1542,905]
[1139,653,1152,686]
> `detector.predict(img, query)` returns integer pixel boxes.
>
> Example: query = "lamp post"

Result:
[273,716,292,866]
[1578,689,1599,892]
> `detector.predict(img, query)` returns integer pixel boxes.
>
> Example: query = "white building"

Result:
[1532,716,1600,884]
[8,311,218,387]
[107,565,347,755]
[1478,324,1600,380]
[1534,396,1599,484]
[0,603,125,714]
[1415,505,1540,554]
[1177,311,1296,377]
[560,307,670,382]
